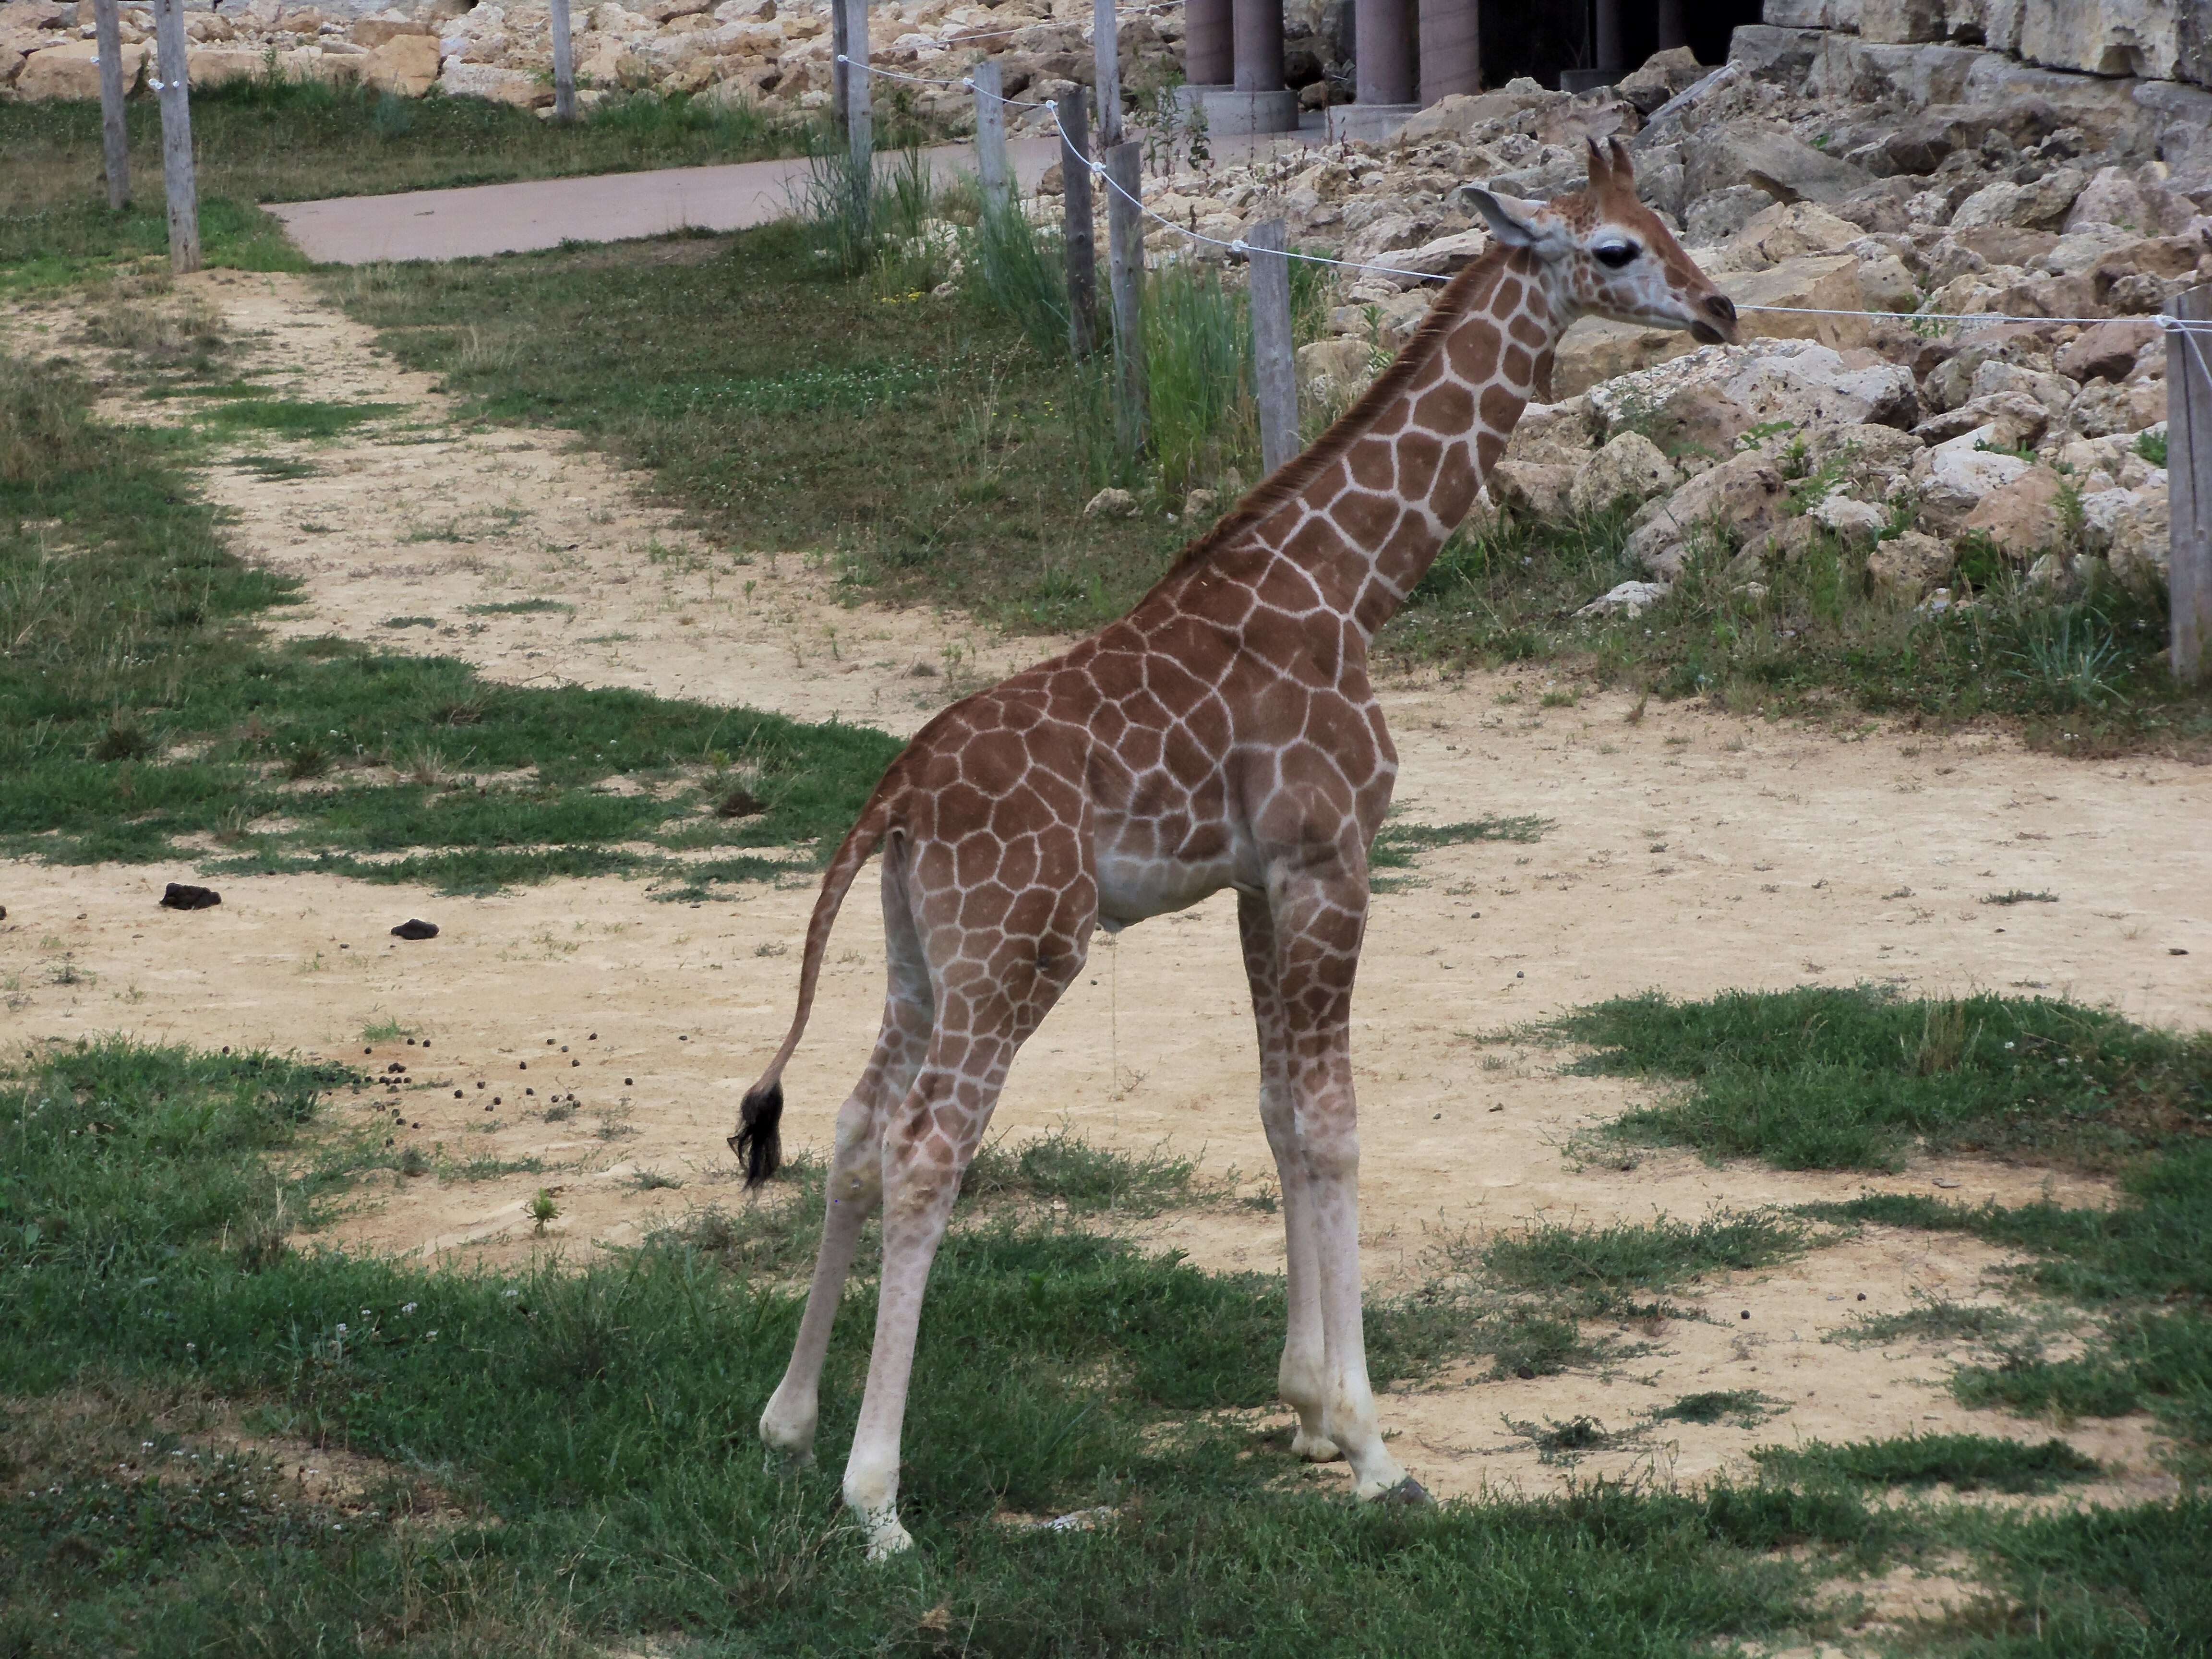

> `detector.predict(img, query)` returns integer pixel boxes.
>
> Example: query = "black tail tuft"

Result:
[730,1080,784,1188]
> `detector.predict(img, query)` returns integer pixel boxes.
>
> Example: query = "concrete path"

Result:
[267,130,1320,265]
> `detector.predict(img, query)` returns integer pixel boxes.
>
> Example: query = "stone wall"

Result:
[1734,0,2212,186]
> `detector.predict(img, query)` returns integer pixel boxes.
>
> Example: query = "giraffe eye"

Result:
[1594,242,1640,269]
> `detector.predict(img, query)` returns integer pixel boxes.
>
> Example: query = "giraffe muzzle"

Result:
[1690,292,1740,347]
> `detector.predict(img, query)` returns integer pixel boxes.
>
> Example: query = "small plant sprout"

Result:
[528,1188,559,1233]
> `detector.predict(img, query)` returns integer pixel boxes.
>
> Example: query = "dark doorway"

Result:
[1475,0,1763,90]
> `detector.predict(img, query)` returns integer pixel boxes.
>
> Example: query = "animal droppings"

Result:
[625,1077,633,1085]
[391,919,439,940]
[453,1091,463,1099]
[1740,1310,1751,1320]
[160,882,222,911]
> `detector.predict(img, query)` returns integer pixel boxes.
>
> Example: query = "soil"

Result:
[4,273,2206,1509]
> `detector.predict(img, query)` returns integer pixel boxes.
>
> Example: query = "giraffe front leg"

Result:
[1269,868,1424,1505]
[1238,890,1339,1465]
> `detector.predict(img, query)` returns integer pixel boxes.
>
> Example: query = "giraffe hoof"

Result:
[1291,1427,1343,1463]
[863,1518,915,1561]
[1374,1475,1432,1507]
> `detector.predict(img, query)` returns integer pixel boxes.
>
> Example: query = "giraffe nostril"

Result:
[1705,293,1738,323]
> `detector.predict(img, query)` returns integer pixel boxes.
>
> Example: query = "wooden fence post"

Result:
[2171,285,2212,685]
[972,58,1010,215]
[830,0,847,125]
[94,0,128,210]
[549,0,577,123]
[1246,218,1298,474]
[842,0,871,234]
[1092,0,1121,148]
[1061,84,1097,358]
[1105,138,1146,452]
[151,0,198,273]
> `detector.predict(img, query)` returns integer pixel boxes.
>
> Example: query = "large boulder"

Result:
[438,60,544,104]
[2064,166,2196,237]
[368,31,441,93]
[1917,433,2032,534]
[1947,168,2088,234]
[186,47,266,86]
[2057,318,2162,383]
[1723,254,1878,350]
[1623,451,1790,578]
[2104,480,2172,598]
[1712,200,1863,273]
[2068,376,2167,438]
[1959,464,2068,555]
[1569,432,1682,517]
[1867,530,1957,597]
[16,39,144,97]
[1505,398,1602,468]
[1684,120,1874,206]
[1296,337,1376,405]
[1489,459,1577,521]
[2020,0,2202,82]
[1616,46,1705,115]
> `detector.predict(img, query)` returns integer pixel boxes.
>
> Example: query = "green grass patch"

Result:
[1545,985,2212,1172]
[1751,1432,2100,1494]
[963,1128,1210,1216]
[1830,1293,2026,1348]
[1380,471,2212,757]
[1480,1210,1809,1296]
[1983,888,2059,906]
[230,452,319,480]
[0,341,898,891]
[1656,1390,1780,1429]
[0,1036,1948,1655]
[197,397,402,439]
[0,78,950,289]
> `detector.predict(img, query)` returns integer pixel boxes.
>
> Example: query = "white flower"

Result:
[401,1302,417,1315]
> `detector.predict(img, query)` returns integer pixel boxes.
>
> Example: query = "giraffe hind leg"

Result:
[758,855,932,1469]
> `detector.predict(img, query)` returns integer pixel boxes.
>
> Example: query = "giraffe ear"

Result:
[1585,136,1613,191]
[1464,187,1550,249]
[1607,136,1636,187]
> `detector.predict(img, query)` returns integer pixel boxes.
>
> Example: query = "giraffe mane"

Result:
[1158,236,1541,580]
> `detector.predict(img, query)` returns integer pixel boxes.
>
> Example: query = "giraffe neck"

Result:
[1252,246,1566,640]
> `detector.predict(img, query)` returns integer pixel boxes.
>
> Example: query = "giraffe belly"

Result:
[1094,846,1239,928]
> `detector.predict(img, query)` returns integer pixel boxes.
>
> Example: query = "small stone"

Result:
[1083,487,1139,519]
[391,919,438,940]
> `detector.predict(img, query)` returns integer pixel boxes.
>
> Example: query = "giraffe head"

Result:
[1462,137,1740,347]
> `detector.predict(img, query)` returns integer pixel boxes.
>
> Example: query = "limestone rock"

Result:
[1489,460,1578,521]
[186,46,264,86]
[1617,47,1704,116]
[1918,434,2032,534]
[1624,451,1789,578]
[1685,120,1873,206]
[2068,376,2167,438]
[368,30,439,94]
[1722,255,1875,351]
[1712,200,1863,273]
[1807,492,1889,545]
[2105,480,2171,597]
[17,39,142,97]
[2064,165,2195,237]
[1960,463,2068,554]
[1867,529,1956,597]
[1296,337,1376,404]
[2056,318,2160,384]
[1082,487,1138,519]
[1504,398,1601,468]
[2020,0,2200,82]
[1947,168,2088,234]
[1577,580,1672,618]
[1569,432,1682,517]
[438,60,545,104]
[350,15,435,47]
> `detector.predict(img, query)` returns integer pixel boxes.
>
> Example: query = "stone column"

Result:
[1185,0,1232,85]
[1206,0,1298,132]
[1231,0,1284,91]
[1592,0,1624,78]
[1658,0,1688,52]
[1354,0,1416,106]
[1419,0,1479,103]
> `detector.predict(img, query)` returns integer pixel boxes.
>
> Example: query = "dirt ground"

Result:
[4,272,2207,1507]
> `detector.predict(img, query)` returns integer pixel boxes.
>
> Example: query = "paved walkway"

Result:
[268,131,1320,265]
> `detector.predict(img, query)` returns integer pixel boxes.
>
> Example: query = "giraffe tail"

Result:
[730,781,900,1188]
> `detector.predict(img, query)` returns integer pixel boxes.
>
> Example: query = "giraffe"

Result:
[732,138,1738,1558]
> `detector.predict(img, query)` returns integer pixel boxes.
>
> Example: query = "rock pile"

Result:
[1078,36,2206,610]
[0,0,1185,115]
